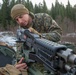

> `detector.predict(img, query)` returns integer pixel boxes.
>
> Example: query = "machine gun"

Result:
[16,29,76,75]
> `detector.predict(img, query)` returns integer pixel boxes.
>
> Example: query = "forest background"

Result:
[0,0,76,44]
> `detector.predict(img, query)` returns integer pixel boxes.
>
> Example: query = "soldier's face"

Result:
[15,14,29,28]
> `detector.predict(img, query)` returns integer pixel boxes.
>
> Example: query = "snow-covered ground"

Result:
[0,31,17,51]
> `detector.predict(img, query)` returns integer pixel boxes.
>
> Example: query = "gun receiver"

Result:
[17,29,76,75]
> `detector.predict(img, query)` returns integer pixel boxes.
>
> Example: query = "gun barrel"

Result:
[68,54,76,64]
[57,48,76,64]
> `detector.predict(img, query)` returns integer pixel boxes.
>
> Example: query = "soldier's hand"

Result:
[15,57,28,71]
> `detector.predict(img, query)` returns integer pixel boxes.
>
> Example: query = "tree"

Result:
[50,3,56,19]
[42,0,48,13]
[66,0,73,19]
[1,0,10,29]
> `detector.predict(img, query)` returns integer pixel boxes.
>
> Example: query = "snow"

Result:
[0,31,17,51]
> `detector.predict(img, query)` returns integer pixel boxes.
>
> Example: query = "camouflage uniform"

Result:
[0,64,21,75]
[31,13,62,42]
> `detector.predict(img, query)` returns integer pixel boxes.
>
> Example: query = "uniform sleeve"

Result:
[28,27,41,37]
[0,64,21,75]
[42,19,62,42]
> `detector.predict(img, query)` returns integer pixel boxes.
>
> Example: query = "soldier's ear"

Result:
[29,12,34,19]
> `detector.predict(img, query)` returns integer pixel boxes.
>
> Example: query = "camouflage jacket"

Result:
[0,64,21,75]
[31,13,62,42]
[22,13,62,42]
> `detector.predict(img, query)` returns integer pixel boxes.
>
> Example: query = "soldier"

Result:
[11,4,62,42]
[6,3,62,75]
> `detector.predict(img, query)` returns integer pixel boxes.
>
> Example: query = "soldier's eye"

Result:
[19,15,23,18]
[15,18,18,21]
